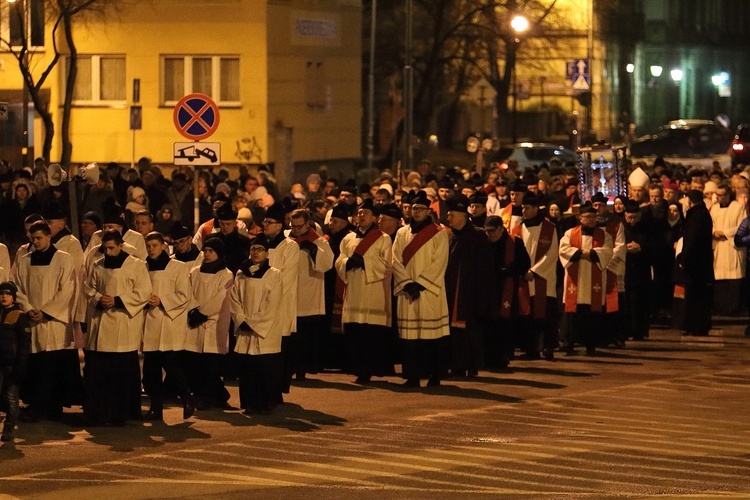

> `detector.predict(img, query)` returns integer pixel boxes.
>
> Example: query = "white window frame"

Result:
[1,0,45,52]
[160,55,240,107]
[63,55,127,108]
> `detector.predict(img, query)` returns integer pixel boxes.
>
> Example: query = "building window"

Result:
[64,55,126,106]
[161,55,240,106]
[6,0,45,49]
[306,60,327,111]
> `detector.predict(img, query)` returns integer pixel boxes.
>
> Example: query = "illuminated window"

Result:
[64,55,127,106]
[161,55,240,106]
[6,0,45,49]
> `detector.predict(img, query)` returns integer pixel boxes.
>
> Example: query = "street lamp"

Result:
[649,65,663,78]
[670,69,683,83]
[510,15,528,144]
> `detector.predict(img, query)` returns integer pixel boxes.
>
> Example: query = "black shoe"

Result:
[745,325,750,337]
[543,349,555,361]
[585,348,597,356]
[402,378,420,388]
[1,424,14,442]
[354,376,371,384]
[142,409,163,421]
[183,398,196,419]
[426,376,441,387]
[295,373,307,381]
[519,352,541,360]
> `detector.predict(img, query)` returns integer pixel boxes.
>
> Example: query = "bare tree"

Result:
[0,0,124,166]
[366,0,566,160]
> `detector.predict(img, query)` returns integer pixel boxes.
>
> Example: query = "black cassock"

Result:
[680,201,714,335]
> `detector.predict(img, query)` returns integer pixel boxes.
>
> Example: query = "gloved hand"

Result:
[299,240,318,259]
[346,253,365,271]
[188,308,209,328]
[403,282,426,300]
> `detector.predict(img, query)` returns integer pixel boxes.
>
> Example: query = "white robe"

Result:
[230,266,283,355]
[172,251,203,271]
[86,229,147,260]
[391,225,450,340]
[294,235,334,318]
[335,230,392,327]
[11,243,31,274]
[559,228,614,306]
[268,238,299,336]
[53,231,86,345]
[710,200,746,280]
[604,221,627,292]
[184,266,233,354]
[521,220,559,297]
[143,259,191,352]
[0,243,10,282]
[13,249,77,353]
[85,254,151,352]
[79,241,140,324]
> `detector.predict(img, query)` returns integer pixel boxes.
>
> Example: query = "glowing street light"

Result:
[649,65,663,78]
[670,69,683,82]
[626,63,634,74]
[510,15,529,34]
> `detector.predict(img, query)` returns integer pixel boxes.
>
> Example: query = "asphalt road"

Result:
[2,322,750,499]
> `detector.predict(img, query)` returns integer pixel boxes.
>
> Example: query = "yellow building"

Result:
[0,0,362,184]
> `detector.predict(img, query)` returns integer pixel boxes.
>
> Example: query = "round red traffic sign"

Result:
[173,93,220,141]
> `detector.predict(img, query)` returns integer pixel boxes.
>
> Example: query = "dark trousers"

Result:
[142,350,191,411]
[27,349,84,419]
[563,305,605,351]
[295,315,325,376]
[238,353,283,411]
[345,322,394,378]
[625,285,651,340]
[685,280,713,335]
[0,367,20,428]
[84,350,142,424]
[484,318,515,366]
[183,351,229,409]
[401,336,450,381]
[450,320,483,373]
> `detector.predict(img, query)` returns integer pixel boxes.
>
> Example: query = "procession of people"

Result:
[0,155,744,443]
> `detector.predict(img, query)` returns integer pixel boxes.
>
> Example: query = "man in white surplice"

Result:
[13,221,81,420]
[84,229,151,426]
[710,183,746,314]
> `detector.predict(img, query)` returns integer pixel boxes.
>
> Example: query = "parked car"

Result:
[630,119,732,158]
[490,143,577,170]
[729,124,750,166]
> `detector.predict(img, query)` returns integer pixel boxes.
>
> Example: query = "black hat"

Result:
[438,178,454,190]
[264,202,286,223]
[624,200,640,213]
[469,191,488,205]
[579,202,596,215]
[211,192,230,205]
[215,203,238,221]
[281,196,298,214]
[445,194,470,213]
[458,180,474,191]
[379,202,403,220]
[249,235,270,251]
[687,169,707,180]
[508,180,527,193]
[521,193,542,207]
[401,190,416,205]
[42,202,66,221]
[590,192,608,204]
[484,215,504,230]
[358,198,375,213]
[412,190,431,207]
[565,178,579,188]
[341,179,358,195]
[330,203,350,221]
[686,189,703,204]
[169,222,192,241]
[202,237,225,258]
[82,211,102,230]
[103,202,125,226]
[0,281,17,301]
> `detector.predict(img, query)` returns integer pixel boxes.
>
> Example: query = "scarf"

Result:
[146,251,171,271]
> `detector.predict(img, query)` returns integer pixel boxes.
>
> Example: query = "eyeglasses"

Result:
[249,247,267,253]
[411,206,429,212]
[262,219,281,226]
[290,223,307,230]
[0,291,13,296]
